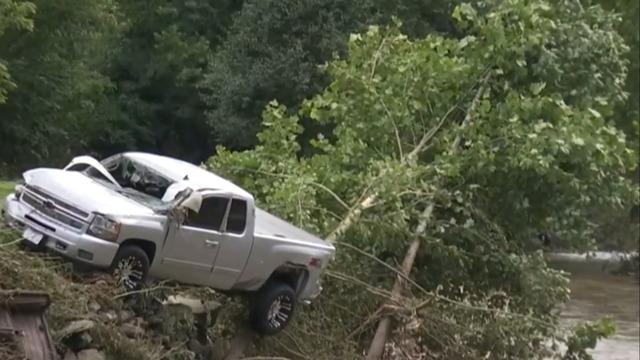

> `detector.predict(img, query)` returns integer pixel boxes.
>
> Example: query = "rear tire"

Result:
[110,246,149,291]
[249,280,296,335]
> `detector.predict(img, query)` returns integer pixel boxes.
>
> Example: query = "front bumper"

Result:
[3,193,118,268]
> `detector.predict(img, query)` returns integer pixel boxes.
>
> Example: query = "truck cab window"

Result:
[186,196,229,231]
[226,199,247,234]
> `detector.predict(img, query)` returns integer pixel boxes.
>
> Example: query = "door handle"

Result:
[204,240,219,247]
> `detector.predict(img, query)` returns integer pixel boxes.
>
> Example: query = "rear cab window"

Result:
[226,199,247,234]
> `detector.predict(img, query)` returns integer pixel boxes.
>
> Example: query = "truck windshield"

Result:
[102,155,173,199]
[81,155,175,208]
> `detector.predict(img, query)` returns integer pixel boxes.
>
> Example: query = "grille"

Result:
[21,191,86,230]
[25,185,89,218]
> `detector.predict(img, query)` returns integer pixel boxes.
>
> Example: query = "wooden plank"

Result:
[0,290,57,360]
[0,290,50,311]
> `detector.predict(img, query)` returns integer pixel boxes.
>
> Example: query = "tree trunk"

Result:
[365,204,433,360]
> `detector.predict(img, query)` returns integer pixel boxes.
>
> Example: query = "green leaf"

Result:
[530,82,546,95]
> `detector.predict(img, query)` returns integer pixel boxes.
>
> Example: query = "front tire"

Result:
[249,280,296,335]
[110,245,149,291]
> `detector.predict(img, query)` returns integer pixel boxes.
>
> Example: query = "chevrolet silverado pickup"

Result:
[2,152,335,334]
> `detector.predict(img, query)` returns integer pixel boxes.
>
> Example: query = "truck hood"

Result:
[23,168,155,217]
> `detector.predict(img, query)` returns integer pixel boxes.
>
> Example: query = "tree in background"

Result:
[98,0,242,163]
[0,0,34,103]
[589,0,640,251]
[200,0,469,151]
[200,0,376,150]
[602,0,639,138]
[0,0,117,171]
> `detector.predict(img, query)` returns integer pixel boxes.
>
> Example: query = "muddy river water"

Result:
[549,252,639,360]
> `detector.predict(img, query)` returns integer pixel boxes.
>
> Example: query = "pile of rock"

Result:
[57,293,232,360]
[57,320,104,360]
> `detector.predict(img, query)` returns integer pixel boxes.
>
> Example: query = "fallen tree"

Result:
[210,0,637,358]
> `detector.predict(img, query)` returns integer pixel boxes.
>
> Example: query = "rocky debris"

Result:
[162,294,222,343]
[211,338,231,359]
[50,288,232,360]
[163,294,221,314]
[63,350,77,360]
[88,302,101,313]
[74,333,93,350]
[120,323,145,338]
[118,309,135,322]
[57,320,96,353]
[77,349,106,360]
[55,319,107,360]
[101,310,117,321]
[57,320,95,340]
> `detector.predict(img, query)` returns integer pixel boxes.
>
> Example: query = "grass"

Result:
[0,181,14,199]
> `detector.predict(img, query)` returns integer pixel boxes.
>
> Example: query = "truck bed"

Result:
[254,208,331,248]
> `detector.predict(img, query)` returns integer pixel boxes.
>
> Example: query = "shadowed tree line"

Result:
[0,0,459,170]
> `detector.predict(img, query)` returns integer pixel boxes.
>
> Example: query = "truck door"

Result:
[208,198,254,289]
[161,194,230,285]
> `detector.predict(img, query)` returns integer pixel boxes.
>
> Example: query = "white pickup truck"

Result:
[2,152,335,334]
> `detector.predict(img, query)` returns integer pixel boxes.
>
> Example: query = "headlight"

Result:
[87,214,121,242]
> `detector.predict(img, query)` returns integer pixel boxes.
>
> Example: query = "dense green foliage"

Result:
[0,0,638,358]
[0,0,466,170]
[0,0,636,170]
[0,0,34,103]
[0,0,116,169]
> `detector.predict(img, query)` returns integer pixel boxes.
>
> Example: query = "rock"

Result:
[88,302,101,313]
[63,350,78,360]
[118,309,135,322]
[162,295,220,314]
[120,323,145,338]
[211,339,231,359]
[102,310,117,321]
[76,349,105,360]
[131,316,146,328]
[74,332,94,350]
[57,320,95,340]
[94,280,108,287]
[187,338,206,352]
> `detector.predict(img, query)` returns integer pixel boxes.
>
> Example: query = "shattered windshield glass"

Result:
[103,155,172,198]
[80,155,175,208]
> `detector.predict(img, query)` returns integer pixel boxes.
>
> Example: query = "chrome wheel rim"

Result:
[266,295,293,329]
[113,256,144,290]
